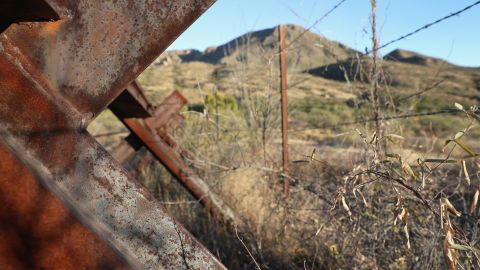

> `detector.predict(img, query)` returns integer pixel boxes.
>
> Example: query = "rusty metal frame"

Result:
[109,88,188,166]
[0,1,225,269]
[109,84,240,226]
[0,0,60,32]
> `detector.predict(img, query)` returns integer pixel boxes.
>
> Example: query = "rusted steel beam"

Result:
[146,90,189,130]
[110,87,239,224]
[3,0,216,118]
[0,140,130,270]
[110,88,188,160]
[113,119,199,178]
[121,117,240,225]
[109,88,186,129]
[158,130,198,164]
[159,112,185,135]
[0,0,225,269]
[130,150,153,179]
[110,134,142,165]
[0,0,60,32]
[109,80,153,119]
[109,89,188,166]
[112,117,197,178]
[108,81,155,165]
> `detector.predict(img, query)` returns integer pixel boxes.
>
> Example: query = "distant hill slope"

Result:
[384,49,451,66]
[306,47,479,99]
[155,24,357,71]
[140,24,480,108]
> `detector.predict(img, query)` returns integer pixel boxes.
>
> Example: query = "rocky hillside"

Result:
[140,24,479,106]
[155,24,357,69]
[140,25,364,104]
[384,49,451,66]
[89,25,480,270]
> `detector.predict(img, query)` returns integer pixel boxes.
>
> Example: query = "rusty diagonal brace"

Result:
[0,0,225,269]
[109,82,241,226]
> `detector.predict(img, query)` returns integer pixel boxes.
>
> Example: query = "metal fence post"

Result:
[279,25,289,196]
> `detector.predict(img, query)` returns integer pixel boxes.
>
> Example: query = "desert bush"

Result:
[204,92,239,111]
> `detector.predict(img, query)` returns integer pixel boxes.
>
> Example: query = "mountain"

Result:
[384,49,451,66]
[141,24,480,107]
[155,24,357,70]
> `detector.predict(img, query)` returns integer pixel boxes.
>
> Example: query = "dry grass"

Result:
[90,24,480,269]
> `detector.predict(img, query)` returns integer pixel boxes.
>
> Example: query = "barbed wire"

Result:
[93,130,129,138]
[396,80,445,103]
[289,108,462,132]
[96,106,469,139]
[189,107,465,133]
[103,2,480,140]
[366,0,480,54]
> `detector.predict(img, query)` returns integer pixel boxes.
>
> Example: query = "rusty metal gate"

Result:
[0,0,227,269]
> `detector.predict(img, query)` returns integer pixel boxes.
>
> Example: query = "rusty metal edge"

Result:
[121,117,242,226]
[0,128,227,269]
[0,132,141,269]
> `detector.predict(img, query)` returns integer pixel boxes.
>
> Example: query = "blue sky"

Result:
[168,0,480,67]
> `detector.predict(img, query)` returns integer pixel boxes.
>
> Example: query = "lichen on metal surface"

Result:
[0,0,224,269]
[5,0,216,115]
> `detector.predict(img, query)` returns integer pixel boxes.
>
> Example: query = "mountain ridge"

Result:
[157,24,469,69]
[140,24,479,107]
[156,24,358,69]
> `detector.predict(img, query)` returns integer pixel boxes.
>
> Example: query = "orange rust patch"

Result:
[0,142,130,270]
[41,20,64,36]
